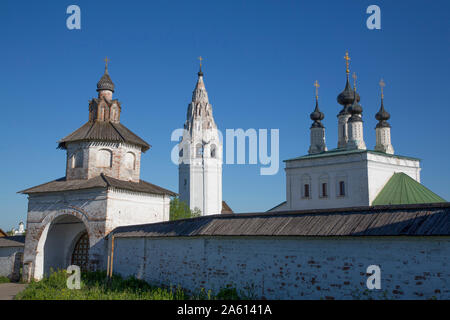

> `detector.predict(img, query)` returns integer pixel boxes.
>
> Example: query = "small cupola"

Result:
[337,52,360,110]
[97,57,115,100]
[310,81,325,128]
[375,79,391,128]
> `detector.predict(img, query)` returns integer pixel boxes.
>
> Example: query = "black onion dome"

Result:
[97,68,115,92]
[310,98,325,128]
[198,65,204,77]
[337,77,360,106]
[375,98,391,128]
[348,90,363,122]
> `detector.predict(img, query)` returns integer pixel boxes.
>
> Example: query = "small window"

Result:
[339,181,346,196]
[304,184,310,198]
[179,148,183,157]
[124,152,136,170]
[196,144,203,158]
[97,149,112,168]
[71,150,83,168]
[321,183,328,197]
[210,145,216,158]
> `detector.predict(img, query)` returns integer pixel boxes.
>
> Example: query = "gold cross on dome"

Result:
[198,56,203,67]
[344,51,351,74]
[104,56,110,69]
[352,72,357,89]
[314,80,320,98]
[379,78,386,98]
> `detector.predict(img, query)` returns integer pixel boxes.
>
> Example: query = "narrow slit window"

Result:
[322,183,328,197]
[304,184,310,198]
[339,181,346,196]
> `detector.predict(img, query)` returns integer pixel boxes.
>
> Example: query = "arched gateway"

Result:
[19,61,175,281]
[30,212,92,280]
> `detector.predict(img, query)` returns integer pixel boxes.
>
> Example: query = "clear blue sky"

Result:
[0,0,449,231]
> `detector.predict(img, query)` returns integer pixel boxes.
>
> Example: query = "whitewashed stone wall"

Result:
[281,152,421,211]
[23,189,109,280]
[0,248,23,279]
[23,187,169,280]
[106,189,170,231]
[285,153,369,210]
[66,142,142,182]
[112,236,450,300]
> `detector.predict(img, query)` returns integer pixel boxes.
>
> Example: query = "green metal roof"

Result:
[284,149,421,162]
[372,173,446,206]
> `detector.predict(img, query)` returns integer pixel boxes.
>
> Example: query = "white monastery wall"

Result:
[285,154,369,210]
[113,236,450,300]
[283,152,422,210]
[105,189,170,231]
[0,250,23,279]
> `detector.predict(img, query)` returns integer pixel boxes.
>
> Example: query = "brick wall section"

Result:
[0,249,23,280]
[66,142,142,182]
[112,236,450,300]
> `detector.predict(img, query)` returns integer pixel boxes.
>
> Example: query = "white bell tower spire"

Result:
[178,58,223,215]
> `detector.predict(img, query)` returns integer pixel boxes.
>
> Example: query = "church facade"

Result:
[271,52,443,211]
[178,63,223,215]
[19,63,175,280]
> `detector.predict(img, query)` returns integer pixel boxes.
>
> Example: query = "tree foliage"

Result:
[169,197,201,221]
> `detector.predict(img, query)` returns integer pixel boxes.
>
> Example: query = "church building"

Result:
[178,60,224,215]
[19,61,176,280]
[271,52,445,211]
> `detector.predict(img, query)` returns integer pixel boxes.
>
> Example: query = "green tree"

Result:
[169,198,201,221]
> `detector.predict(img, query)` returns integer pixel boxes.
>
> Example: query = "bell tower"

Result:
[178,58,223,215]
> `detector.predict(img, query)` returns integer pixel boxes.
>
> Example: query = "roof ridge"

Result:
[83,121,97,139]
[109,122,127,142]
[99,173,112,187]
[18,177,66,194]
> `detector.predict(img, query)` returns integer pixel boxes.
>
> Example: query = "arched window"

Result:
[319,173,329,198]
[124,152,136,170]
[71,150,83,168]
[101,106,107,121]
[301,174,311,199]
[196,143,203,158]
[97,149,112,167]
[336,174,348,197]
[179,148,183,158]
[210,144,216,158]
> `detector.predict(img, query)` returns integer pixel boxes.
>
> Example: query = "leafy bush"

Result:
[0,276,11,284]
[15,269,247,300]
[15,269,186,300]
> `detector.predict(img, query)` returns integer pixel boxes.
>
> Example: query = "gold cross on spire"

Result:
[104,56,110,70]
[314,80,320,99]
[344,51,351,74]
[379,78,385,99]
[352,72,357,90]
[198,56,203,68]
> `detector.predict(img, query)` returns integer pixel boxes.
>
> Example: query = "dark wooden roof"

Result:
[58,121,150,152]
[19,174,176,196]
[0,228,7,237]
[0,236,25,248]
[221,201,233,214]
[113,203,450,238]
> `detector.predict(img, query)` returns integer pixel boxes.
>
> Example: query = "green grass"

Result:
[15,270,248,300]
[0,276,11,284]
